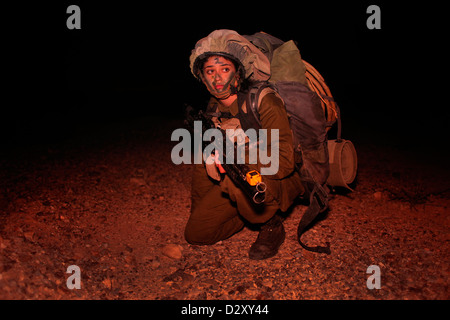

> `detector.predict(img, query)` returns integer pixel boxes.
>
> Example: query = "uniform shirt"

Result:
[195,91,304,212]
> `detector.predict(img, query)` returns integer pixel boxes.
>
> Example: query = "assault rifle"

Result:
[184,105,267,204]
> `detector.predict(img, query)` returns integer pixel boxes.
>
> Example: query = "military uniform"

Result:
[185,91,304,245]
[186,29,308,259]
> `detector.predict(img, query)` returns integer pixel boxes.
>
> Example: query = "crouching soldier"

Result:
[184,30,305,260]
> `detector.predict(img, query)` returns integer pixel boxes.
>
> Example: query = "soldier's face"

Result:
[201,55,239,100]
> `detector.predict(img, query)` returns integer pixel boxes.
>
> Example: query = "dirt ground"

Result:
[0,116,449,300]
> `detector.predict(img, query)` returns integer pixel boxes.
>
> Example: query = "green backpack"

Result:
[240,32,358,254]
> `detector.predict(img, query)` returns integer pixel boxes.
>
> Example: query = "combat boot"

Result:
[248,215,285,260]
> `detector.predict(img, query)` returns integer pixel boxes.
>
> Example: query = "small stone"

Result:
[102,278,113,289]
[151,259,161,268]
[23,231,35,242]
[162,244,183,260]
[262,279,273,288]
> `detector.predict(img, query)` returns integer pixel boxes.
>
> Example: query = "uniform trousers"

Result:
[184,164,280,245]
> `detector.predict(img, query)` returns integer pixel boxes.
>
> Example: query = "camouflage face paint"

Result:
[204,71,237,99]
[201,56,239,100]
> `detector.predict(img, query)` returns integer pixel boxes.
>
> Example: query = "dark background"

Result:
[1,1,445,151]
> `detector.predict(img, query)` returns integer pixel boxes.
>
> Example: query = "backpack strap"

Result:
[296,165,331,254]
[236,81,275,131]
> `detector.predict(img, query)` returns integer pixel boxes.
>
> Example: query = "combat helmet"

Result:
[189,29,271,84]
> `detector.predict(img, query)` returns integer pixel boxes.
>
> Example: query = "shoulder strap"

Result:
[236,82,274,131]
[243,81,278,129]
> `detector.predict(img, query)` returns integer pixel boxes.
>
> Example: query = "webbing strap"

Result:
[297,183,331,254]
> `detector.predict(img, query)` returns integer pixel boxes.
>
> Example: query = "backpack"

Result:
[239,32,357,254]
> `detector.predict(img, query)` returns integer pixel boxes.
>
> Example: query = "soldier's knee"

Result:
[184,222,217,245]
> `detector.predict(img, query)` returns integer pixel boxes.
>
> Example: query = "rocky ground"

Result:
[0,116,449,300]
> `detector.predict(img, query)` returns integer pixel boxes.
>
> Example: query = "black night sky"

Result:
[2,1,446,153]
